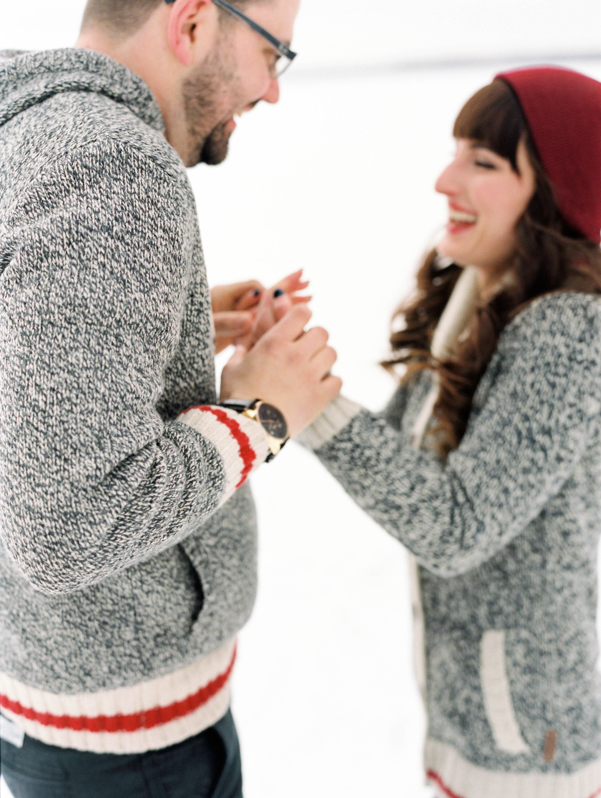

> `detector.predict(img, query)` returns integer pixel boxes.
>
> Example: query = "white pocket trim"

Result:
[480,630,531,755]
[408,554,427,703]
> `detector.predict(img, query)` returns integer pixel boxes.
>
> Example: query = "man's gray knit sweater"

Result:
[0,48,270,753]
[300,292,601,798]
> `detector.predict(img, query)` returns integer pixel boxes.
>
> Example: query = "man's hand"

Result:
[220,305,342,438]
[211,271,310,354]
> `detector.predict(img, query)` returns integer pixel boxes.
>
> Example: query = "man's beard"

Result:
[198,120,232,166]
[182,41,238,167]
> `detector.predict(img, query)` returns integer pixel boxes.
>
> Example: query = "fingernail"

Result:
[273,288,285,298]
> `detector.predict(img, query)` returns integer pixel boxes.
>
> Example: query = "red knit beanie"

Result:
[494,66,601,245]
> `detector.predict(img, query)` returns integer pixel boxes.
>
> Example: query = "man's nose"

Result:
[261,77,280,105]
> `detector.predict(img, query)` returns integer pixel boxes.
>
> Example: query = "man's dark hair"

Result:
[80,0,258,41]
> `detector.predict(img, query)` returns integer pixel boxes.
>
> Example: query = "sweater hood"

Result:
[0,48,165,134]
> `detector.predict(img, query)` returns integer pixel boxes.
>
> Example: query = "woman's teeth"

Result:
[450,210,477,224]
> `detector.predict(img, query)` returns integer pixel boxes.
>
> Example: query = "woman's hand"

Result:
[211,271,310,354]
[211,280,263,354]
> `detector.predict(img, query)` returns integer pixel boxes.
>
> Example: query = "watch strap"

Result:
[219,399,288,461]
[220,399,255,413]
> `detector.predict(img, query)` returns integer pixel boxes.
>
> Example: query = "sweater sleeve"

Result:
[0,139,268,595]
[300,294,601,577]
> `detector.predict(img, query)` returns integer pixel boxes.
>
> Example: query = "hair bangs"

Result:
[452,80,527,171]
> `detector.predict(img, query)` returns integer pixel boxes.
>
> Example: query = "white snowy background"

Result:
[2,2,601,797]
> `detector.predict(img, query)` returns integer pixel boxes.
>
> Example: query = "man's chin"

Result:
[200,145,229,166]
[196,128,231,167]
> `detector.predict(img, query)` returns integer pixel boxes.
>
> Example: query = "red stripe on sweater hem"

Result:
[0,648,236,735]
[427,771,465,798]
[427,769,601,798]
[185,405,256,488]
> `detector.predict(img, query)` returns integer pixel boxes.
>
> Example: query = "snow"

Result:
[1,2,601,796]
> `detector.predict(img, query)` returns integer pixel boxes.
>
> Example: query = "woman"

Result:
[299,66,601,797]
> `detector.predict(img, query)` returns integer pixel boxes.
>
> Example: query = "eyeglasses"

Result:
[164,0,297,78]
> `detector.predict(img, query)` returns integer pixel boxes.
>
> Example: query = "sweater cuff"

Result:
[177,405,269,504]
[295,395,363,451]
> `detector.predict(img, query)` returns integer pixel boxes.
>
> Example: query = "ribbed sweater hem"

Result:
[426,738,601,798]
[0,639,236,753]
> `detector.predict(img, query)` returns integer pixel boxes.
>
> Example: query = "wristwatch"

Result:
[220,399,289,462]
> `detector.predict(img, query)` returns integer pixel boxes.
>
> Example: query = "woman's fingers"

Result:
[211,280,263,313]
[272,290,293,322]
[214,311,253,339]
[234,284,264,311]
[272,269,309,296]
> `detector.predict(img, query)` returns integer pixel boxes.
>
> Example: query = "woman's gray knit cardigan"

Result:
[300,291,601,798]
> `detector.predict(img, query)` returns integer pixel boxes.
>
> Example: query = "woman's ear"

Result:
[167,0,217,66]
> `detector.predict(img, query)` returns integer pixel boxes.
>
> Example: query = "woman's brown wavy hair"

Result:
[385,79,601,457]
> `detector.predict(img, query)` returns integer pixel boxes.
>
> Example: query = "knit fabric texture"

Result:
[300,292,601,797]
[0,48,267,751]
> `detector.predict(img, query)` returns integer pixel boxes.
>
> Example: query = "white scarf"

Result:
[411,266,480,447]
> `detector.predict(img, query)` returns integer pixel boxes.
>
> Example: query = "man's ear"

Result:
[167,0,218,66]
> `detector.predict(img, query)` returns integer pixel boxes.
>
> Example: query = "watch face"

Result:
[257,402,288,440]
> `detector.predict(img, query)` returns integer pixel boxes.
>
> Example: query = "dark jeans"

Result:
[1,710,243,798]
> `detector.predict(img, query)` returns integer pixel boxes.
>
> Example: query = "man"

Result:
[0,1,341,796]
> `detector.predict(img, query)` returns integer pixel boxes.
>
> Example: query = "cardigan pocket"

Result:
[179,483,258,649]
[480,630,531,755]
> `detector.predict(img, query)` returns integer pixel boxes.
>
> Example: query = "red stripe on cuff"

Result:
[0,647,236,735]
[184,405,256,488]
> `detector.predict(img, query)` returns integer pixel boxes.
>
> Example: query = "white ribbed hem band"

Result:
[177,404,269,502]
[296,395,363,450]
[0,639,236,754]
[426,738,601,798]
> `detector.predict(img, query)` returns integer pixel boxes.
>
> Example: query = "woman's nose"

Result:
[435,161,459,196]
